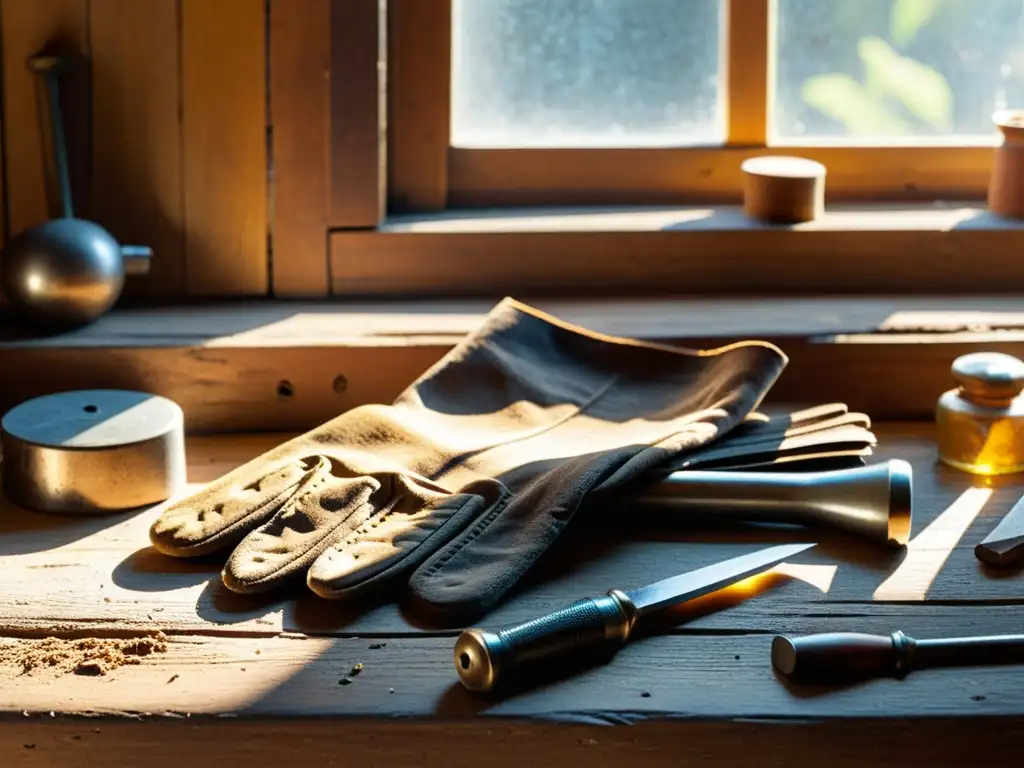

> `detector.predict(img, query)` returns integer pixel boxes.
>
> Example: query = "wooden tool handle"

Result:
[771,631,915,683]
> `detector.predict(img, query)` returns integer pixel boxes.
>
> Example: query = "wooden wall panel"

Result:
[387,0,450,212]
[1,0,89,237]
[90,0,185,298]
[182,0,269,296]
[269,0,331,297]
[330,0,386,228]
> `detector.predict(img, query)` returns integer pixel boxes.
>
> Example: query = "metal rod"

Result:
[30,58,75,219]
[916,634,1024,668]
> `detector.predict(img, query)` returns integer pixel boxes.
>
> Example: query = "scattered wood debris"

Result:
[0,633,169,677]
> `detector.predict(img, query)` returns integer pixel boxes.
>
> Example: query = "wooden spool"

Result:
[988,110,1024,219]
[1,389,186,514]
[741,156,827,224]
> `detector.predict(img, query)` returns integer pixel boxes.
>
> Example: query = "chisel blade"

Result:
[626,542,816,616]
[976,494,1024,567]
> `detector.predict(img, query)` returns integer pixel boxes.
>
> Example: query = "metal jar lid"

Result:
[952,352,1024,405]
[1,389,186,514]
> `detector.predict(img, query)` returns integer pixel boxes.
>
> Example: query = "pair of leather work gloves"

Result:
[150,299,874,625]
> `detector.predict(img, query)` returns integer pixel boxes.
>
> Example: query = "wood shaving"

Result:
[0,633,168,677]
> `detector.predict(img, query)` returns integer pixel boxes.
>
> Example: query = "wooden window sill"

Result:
[0,295,1023,432]
[331,203,1024,296]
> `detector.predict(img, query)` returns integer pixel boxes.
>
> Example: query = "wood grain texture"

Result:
[3,719,1023,768]
[3,426,1024,758]
[329,0,386,228]
[2,425,1024,639]
[182,0,268,296]
[329,212,1024,296]
[90,0,184,298]
[726,0,770,145]
[447,146,994,207]
[1,0,89,235]
[387,0,450,212]
[5,633,1024,722]
[269,0,330,297]
[1,297,1024,431]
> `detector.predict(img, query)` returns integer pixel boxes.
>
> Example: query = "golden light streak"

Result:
[874,486,992,601]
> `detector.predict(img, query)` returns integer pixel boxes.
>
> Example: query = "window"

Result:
[389,0,1018,210]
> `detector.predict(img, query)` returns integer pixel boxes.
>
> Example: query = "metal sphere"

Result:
[1,218,125,327]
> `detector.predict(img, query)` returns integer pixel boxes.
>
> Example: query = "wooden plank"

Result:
[329,215,1024,296]
[329,0,386,228]
[726,0,770,145]
[90,0,184,299]
[387,0,450,212]
[447,146,994,207]
[1,0,89,236]
[3,718,1024,768]
[6,634,1024,723]
[182,0,268,296]
[1,297,1024,431]
[2,429,1024,758]
[3,425,1024,641]
[268,0,330,297]
[7,294,1024,347]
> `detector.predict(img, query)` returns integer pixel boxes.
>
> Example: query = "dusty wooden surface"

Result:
[2,421,1024,768]
[0,297,1023,433]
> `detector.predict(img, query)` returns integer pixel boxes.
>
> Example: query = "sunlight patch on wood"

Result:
[873,486,992,601]
[774,562,838,594]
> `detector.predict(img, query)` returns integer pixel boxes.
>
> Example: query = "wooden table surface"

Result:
[3,421,1024,766]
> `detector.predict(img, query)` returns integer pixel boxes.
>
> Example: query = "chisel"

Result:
[454,542,815,692]
[773,630,1024,683]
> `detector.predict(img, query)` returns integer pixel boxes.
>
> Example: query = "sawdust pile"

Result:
[0,633,168,677]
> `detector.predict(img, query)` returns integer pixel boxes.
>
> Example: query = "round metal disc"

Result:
[2,389,186,514]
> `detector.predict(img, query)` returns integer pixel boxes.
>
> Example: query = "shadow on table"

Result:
[0,494,140,556]
[111,546,220,592]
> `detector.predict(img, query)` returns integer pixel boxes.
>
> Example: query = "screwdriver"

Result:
[772,630,1024,683]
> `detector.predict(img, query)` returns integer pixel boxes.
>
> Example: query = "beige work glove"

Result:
[149,299,786,624]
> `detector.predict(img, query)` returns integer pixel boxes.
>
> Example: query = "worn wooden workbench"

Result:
[2,421,1024,766]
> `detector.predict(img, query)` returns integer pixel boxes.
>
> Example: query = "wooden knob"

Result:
[741,156,827,224]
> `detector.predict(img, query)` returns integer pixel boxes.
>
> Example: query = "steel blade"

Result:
[626,542,816,615]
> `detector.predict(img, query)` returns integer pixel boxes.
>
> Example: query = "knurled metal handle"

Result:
[454,590,637,692]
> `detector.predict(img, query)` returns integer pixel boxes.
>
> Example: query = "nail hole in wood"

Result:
[333,375,348,394]
[277,380,295,399]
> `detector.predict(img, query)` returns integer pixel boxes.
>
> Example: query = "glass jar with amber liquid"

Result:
[936,353,1024,476]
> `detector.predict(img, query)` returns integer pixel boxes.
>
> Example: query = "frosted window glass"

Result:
[451,0,723,148]
[774,0,1024,141]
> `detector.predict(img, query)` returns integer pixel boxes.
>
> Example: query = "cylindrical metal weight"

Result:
[1,390,186,514]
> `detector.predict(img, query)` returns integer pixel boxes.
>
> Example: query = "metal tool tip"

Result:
[770,636,798,676]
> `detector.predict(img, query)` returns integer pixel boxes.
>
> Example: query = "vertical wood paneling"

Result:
[330,0,386,228]
[1,0,89,236]
[182,0,268,296]
[726,0,771,146]
[90,0,184,298]
[269,0,330,297]
[388,0,450,212]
